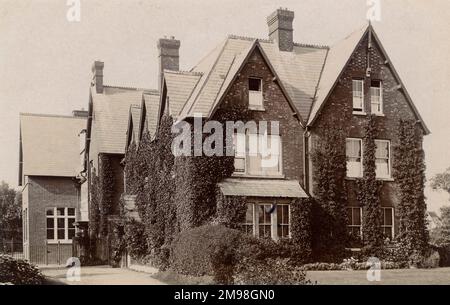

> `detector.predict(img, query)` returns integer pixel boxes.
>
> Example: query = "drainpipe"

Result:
[303,127,311,195]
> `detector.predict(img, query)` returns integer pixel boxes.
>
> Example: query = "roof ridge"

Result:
[20,112,86,119]
[104,84,152,91]
[227,34,329,49]
[227,34,271,43]
[293,42,329,49]
[142,89,160,95]
[164,69,203,76]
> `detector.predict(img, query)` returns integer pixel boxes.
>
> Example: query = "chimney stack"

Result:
[267,8,295,52]
[157,37,180,91]
[92,61,104,94]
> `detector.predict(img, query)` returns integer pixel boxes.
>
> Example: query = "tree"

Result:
[430,206,450,246]
[0,181,22,244]
[431,167,450,194]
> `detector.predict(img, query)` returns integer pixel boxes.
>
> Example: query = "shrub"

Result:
[123,219,148,259]
[234,257,309,285]
[0,255,45,285]
[169,225,242,277]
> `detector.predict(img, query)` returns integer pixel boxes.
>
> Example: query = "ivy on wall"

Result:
[393,119,429,255]
[356,115,383,254]
[98,154,115,237]
[311,120,348,261]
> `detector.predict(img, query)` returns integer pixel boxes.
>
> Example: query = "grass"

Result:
[152,270,214,285]
[306,267,450,285]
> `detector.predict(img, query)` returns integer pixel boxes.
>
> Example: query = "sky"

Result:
[0,0,449,212]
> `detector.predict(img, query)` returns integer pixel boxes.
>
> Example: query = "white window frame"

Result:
[241,202,291,241]
[233,132,283,177]
[248,77,264,110]
[347,207,363,238]
[352,79,365,113]
[346,138,363,178]
[381,207,395,240]
[370,80,383,115]
[375,139,391,179]
[46,207,76,244]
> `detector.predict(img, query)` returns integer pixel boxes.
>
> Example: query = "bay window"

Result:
[240,202,290,240]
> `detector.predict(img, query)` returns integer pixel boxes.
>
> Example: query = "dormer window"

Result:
[248,78,264,110]
[352,79,364,113]
[370,80,383,115]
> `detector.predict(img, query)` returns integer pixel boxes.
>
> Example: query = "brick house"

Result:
[130,8,428,244]
[19,112,87,264]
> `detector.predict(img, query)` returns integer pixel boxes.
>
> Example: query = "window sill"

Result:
[47,240,73,245]
[352,111,367,116]
[373,113,385,117]
[249,106,265,111]
[345,176,394,182]
[232,173,285,179]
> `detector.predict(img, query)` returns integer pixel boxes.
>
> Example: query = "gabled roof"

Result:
[89,85,151,155]
[125,104,141,149]
[163,70,202,118]
[19,113,86,185]
[307,24,430,134]
[177,35,328,122]
[138,91,160,141]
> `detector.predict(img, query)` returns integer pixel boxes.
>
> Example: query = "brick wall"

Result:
[212,48,305,184]
[310,33,425,234]
[26,176,78,264]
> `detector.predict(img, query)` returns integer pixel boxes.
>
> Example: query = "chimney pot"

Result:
[266,8,295,52]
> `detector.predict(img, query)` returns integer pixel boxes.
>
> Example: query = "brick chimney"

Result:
[157,36,180,91]
[91,61,104,94]
[267,8,295,52]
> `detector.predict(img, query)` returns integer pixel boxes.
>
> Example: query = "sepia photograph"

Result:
[0,0,450,297]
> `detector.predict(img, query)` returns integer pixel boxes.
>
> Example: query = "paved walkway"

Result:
[307,267,450,285]
[40,265,166,285]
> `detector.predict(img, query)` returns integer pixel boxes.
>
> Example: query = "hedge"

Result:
[0,255,45,285]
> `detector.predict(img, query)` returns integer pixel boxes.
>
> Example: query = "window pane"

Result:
[68,218,75,229]
[234,158,245,172]
[46,218,54,230]
[347,208,352,224]
[47,229,54,240]
[68,208,75,216]
[384,208,393,225]
[57,229,65,240]
[353,208,361,226]
[249,78,261,91]
[245,204,253,223]
[68,229,76,240]
[57,208,65,216]
[46,208,54,216]
[375,141,389,158]
[352,80,364,110]
[57,218,65,229]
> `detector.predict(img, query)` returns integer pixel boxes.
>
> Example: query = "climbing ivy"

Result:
[356,115,383,254]
[311,120,348,261]
[393,119,429,255]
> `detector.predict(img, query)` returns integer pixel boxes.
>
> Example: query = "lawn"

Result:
[307,267,450,285]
